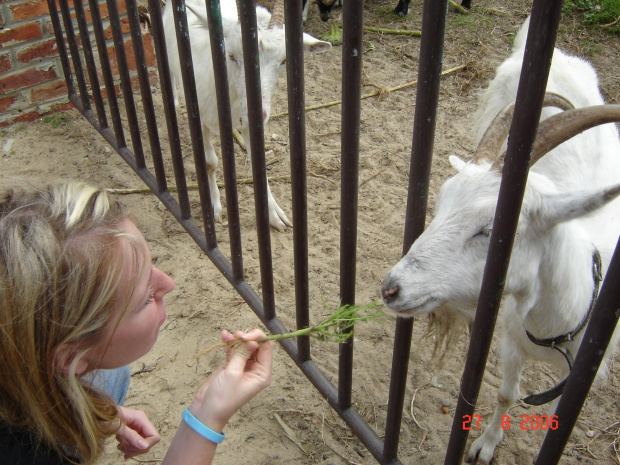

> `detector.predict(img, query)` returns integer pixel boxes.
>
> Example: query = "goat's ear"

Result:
[302,34,332,54]
[448,155,467,172]
[532,184,620,228]
[256,6,271,27]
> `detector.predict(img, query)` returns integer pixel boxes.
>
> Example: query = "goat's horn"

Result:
[489,93,575,172]
[531,104,620,166]
[269,0,284,28]
[472,101,515,164]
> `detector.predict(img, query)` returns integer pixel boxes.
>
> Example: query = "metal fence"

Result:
[46,0,620,463]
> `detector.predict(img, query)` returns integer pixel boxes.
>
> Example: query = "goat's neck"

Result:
[519,225,596,340]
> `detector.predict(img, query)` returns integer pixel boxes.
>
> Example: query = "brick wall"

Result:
[0,0,157,127]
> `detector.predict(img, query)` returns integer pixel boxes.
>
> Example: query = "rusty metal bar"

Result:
[146,0,191,219]
[444,0,565,462]
[73,0,107,129]
[45,0,75,98]
[88,0,127,149]
[204,0,245,282]
[126,0,168,193]
[338,0,364,412]
[58,0,90,110]
[382,0,448,460]
[106,0,146,169]
[170,0,218,248]
[536,236,620,464]
[284,0,311,362]
[237,0,277,320]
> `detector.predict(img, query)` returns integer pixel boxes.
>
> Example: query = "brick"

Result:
[0,22,43,47]
[17,38,58,63]
[11,0,49,22]
[0,67,57,94]
[0,95,17,113]
[50,101,73,113]
[143,32,156,68]
[30,79,67,102]
[0,54,11,74]
[96,0,127,21]
[104,18,131,40]
[122,33,156,73]
[14,109,43,123]
[52,0,76,11]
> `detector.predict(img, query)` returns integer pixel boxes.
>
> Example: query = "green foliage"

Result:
[42,113,67,128]
[564,0,620,33]
[260,299,386,344]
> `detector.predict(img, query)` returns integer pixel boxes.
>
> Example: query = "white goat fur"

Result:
[381,18,620,464]
[163,0,331,231]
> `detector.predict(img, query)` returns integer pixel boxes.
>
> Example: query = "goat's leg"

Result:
[240,127,292,231]
[202,126,222,223]
[466,349,525,465]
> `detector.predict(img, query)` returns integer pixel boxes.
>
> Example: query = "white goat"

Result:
[163,0,331,231]
[381,17,620,464]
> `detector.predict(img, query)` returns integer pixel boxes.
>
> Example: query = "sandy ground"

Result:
[1,0,619,463]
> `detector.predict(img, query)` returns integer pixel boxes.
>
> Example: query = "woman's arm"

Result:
[163,329,273,465]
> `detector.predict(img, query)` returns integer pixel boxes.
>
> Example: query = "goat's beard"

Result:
[424,303,473,366]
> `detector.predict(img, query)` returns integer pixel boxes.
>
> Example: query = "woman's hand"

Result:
[115,406,161,459]
[188,329,273,432]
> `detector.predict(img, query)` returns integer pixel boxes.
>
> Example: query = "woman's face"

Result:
[94,218,175,369]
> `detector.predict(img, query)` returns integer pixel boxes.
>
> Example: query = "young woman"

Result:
[0,182,273,464]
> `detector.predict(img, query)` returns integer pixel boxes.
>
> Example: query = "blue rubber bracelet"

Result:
[181,408,226,444]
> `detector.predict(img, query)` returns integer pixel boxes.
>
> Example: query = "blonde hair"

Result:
[0,182,140,463]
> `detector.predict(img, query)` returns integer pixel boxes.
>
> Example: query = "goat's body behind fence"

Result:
[163,0,330,231]
[382,16,620,465]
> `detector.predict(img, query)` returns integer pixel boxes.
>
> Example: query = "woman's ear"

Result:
[53,343,90,376]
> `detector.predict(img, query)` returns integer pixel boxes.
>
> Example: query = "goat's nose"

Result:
[382,284,400,304]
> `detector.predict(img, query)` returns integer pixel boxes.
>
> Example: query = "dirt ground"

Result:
[1,0,619,463]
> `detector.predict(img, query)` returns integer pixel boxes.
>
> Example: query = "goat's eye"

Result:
[280,58,286,66]
[228,54,237,62]
[473,229,491,239]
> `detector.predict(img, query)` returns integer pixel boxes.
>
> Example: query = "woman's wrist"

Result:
[187,399,227,434]
[182,408,225,444]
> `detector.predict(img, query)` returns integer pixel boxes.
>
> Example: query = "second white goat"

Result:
[163,0,331,231]
[381,17,620,464]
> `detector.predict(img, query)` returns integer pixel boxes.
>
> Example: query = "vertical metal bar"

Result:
[237,0,276,320]
[170,0,218,248]
[536,237,620,464]
[382,0,447,459]
[88,0,127,149]
[73,0,108,129]
[205,0,245,282]
[46,0,76,98]
[58,0,91,110]
[444,0,564,462]
[285,0,310,362]
[338,0,364,410]
[147,0,191,219]
[106,0,146,169]
[126,0,168,192]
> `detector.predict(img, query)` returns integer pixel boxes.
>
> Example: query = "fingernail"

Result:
[137,439,148,449]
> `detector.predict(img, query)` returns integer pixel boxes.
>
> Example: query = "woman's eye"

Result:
[145,291,154,307]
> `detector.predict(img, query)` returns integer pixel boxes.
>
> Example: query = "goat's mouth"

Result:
[384,296,438,318]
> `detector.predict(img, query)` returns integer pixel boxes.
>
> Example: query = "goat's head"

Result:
[218,0,330,128]
[381,95,620,326]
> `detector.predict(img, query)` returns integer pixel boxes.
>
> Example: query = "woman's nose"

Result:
[153,267,175,299]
